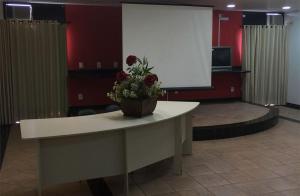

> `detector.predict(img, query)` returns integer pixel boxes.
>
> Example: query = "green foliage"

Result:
[126,57,153,77]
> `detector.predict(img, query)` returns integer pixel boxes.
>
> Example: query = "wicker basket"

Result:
[120,98,157,117]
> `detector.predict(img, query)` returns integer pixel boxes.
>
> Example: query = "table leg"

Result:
[174,117,183,175]
[37,141,43,196]
[183,113,192,155]
[124,172,129,196]
[123,129,129,196]
[37,186,42,196]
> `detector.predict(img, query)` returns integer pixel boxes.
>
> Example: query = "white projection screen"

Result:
[122,4,212,88]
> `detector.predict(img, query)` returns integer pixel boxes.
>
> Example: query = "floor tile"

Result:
[241,168,279,180]
[193,173,230,188]
[177,188,213,196]
[263,177,300,192]
[207,184,248,196]
[235,181,275,195]
[219,170,255,184]
[138,180,174,195]
[165,176,200,191]
[281,188,300,196]
[184,164,214,176]
[268,164,300,177]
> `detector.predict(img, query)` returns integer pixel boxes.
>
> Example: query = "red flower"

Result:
[144,74,158,87]
[126,55,137,66]
[116,71,128,82]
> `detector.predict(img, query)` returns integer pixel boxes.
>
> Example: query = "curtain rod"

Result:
[2,19,69,24]
[240,25,286,28]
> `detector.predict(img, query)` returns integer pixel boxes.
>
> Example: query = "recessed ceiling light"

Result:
[282,6,291,10]
[227,4,236,8]
[267,13,281,16]
[6,3,31,7]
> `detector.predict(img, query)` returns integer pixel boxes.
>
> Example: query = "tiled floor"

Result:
[279,106,300,121]
[0,125,93,196]
[1,103,300,196]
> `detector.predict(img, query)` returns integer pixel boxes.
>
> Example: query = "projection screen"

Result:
[122,4,212,88]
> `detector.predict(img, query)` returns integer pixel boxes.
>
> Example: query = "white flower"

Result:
[131,83,139,91]
[129,91,137,98]
[123,89,130,98]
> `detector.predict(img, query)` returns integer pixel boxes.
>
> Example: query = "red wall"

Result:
[66,7,243,106]
[213,10,243,66]
[66,5,122,70]
[66,5,122,106]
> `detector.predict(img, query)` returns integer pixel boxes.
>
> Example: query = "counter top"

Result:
[21,101,199,139]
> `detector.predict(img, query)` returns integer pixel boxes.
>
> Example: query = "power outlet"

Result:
[78,93,84,101]
[97,61,102,69]
[230,86,235,93]
[113,61,119,68]
[78,62,84,69]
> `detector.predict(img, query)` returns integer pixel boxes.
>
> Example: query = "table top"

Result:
[20,101,199,140]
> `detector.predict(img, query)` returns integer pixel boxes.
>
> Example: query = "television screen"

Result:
[212,47,231,67]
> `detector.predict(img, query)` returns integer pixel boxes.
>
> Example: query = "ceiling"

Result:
[3,0,300,12]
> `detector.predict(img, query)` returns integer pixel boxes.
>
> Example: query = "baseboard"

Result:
[286,103,300,109]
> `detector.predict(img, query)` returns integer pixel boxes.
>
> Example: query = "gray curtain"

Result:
[0,20,67,125]
[242,25,288,105]
[0,21,14,125]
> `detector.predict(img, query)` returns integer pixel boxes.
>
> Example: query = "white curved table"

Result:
[20,101,199,195]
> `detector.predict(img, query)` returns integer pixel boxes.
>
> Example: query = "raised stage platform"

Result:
[192,102,279,140]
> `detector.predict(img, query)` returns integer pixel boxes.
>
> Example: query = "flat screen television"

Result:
[212,47,232,68]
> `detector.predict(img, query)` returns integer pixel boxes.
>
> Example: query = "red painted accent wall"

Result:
[68,76,115,106]
[66,5,122,70]
[213,10,243,66]
[66,5,122,106]
[66,7,243,106]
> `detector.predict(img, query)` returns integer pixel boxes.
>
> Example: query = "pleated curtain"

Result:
[242,25,288,105]
[0,20,67,125]
[0,21,14,125]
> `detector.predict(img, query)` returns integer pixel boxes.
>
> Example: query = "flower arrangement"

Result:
[107,55,164,103]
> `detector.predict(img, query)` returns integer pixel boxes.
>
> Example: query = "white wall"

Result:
[287,13,300,105]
